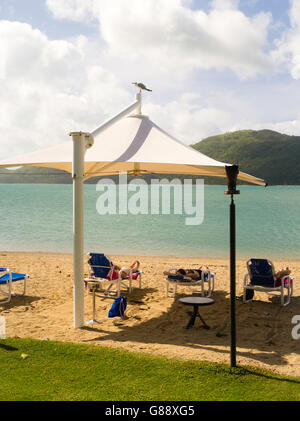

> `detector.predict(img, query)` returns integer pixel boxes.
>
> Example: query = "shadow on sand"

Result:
[0,295,41,311]
[81,288,300,373]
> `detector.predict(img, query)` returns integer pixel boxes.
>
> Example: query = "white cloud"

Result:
[144,93,252,143]
[46,0,274,80]
[0,21,83,88]
[210,0,240,10]
[254,118,300,137]
[0,18,255,155]
[272,0,300,79]
[0,20,130,159]
[45,0,94,22]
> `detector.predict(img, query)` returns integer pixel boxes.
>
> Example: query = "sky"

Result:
[1,0,300,159]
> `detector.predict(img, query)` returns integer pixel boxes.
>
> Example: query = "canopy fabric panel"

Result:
[0,114,266,186]
[0,142,73,173]
[86,115,265,186]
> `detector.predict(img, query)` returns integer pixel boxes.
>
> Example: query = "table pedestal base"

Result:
[186,305,210,329]
[179,296,214,330]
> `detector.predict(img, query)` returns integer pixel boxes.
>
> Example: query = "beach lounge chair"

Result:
[243,258,293,306]
[84,253,142,297]
[0,267,29,304]
[165,268,215,297]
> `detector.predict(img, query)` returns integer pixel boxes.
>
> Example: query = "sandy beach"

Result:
[1,251,299,377]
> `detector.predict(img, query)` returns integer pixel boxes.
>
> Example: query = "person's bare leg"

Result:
[163,269,185,276]
[130,260,140,271]
[275,267,291,279]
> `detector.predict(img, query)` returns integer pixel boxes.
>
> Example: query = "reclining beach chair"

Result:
[0,267,29,304]
[84,253,143,297]
[165,268,215,297]
[243,258,293,306]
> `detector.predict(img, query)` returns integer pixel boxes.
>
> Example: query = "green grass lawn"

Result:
[0,338,299,401]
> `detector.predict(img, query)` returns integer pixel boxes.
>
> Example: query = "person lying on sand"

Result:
[163,266,208,279]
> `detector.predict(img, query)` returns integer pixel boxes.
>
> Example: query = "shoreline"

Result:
[1,250,300,262]
[1,251,299,377]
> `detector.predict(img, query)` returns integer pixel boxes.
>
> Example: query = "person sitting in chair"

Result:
[274,267,292,287]
[245,266,292,291]
[114,260,140,279]
[275,267,291,280]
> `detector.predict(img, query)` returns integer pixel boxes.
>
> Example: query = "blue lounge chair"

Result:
[243,258,293,306]
[0,267,29,304]
[165,268,215,297]
[84,253,143,297]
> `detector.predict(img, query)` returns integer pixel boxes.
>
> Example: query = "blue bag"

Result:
[108,296,127,319]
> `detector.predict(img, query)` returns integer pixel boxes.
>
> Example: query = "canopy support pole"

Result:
[71,131,92,328]
[225,165,240,368]
[71,95,141,328]
[90,95,141,137]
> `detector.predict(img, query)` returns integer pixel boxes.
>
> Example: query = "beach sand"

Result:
[1,251,299,377]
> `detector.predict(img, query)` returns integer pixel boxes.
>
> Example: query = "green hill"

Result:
[0,129,299,185]
[192,129,300,185]
[0,166,72,184]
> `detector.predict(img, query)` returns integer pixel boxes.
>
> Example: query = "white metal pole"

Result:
[90,96,141,137]
[71,131,88,328]
[70,95,140,328]
[136,92,142,114]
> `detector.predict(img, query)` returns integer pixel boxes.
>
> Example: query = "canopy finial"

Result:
[132,82,151,115]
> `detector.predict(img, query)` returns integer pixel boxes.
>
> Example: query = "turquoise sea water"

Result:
[0,184,299,259]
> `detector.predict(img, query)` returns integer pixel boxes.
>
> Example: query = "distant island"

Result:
[0,129,299,185]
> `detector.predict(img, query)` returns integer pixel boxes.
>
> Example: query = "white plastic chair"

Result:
[243,258,293,307]
[165,268,215,297]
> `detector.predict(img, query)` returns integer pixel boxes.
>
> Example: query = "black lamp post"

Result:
[225,165,240,368]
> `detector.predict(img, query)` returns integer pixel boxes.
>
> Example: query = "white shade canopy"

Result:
[0,111,266,186]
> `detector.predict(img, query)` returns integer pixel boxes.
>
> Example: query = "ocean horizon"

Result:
[0,183,299,260]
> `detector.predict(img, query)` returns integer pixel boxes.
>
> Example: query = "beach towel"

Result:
[275,276,294,288]
[107,269,119,280]
[106,269,140,281]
